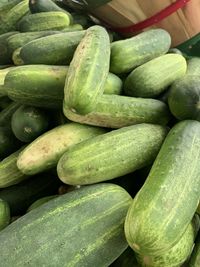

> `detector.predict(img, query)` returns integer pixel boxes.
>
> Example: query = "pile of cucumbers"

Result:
[0,0,200,266]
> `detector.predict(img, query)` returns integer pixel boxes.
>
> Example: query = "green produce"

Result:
[17,122,106,175]
[0,199,10,231]
[125,120,200,256]
[186,57,200,76]
[0,96,12,110]
[27,195,58,212]
[64,25,110,115]
[57,123,168,185]
[0,102,21,127]
[188,231,200,267]
[103,72,122,95]
[0,183,131,267]
[124,54,187,98]
[0,31,18,64]
[111,247,139,267]
[0,65,12,69]
[110,29,171,74]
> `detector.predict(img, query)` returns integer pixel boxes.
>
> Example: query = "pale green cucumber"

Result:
[104,72,122,95]
[186,57,200,76]
[63,94,170,128]
[124,54,187,98]
[110,29,171,74]
[17,122,107,175]
[64,25,110,115]
[57,123,168,185]
[0,199,10,230]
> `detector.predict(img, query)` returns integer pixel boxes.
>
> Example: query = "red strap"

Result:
[112,0,191,33]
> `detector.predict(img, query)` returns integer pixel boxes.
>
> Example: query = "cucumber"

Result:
[0,183,131,266]
[57,123,168,185]
[0,65,13,69]
[71,12,93,28]
[0,171,61,215]
[0,147,28,188]
[27,195,58,212]
[188,231,200,267]
[0,97,12,110]
[186,57,200,76]
[63,94,170,128]
[125,120,200,256]
[17,122,107,175]
[136,214,200,267]
[0,66,16,96]
[18,31,85,65]
[0,101,21,127]
[64,25,110,115]
[111,247,139,267]
[18,11,71,32]
[0,31,18,64]
[124,54,187,98]
[11,105,49,143]
[110,29,171,74]
[102,72,122,95]
[0,199,10,231]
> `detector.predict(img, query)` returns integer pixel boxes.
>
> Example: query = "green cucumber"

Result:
[64,25,110,115]
[0,31,19,64]
[0,101,21,127]
[57,123,168,185]
[0,66,16,96]
[71,12,93,29]
[18,31,85,65]
[0,199,10,231]
[63,94,170,128]
[27,195,58,212]
[186,57,200,76]
[0,183,131,266]
[0,65,13,69]
[111,247,139,267]
[124,54,187,98]
[18,11,71,32]
[0,97,12,110]
[17,122,106,175]
[11,105,49,143]
[110,29,171,74]
[188,231,200,267]
[125,120,200,256]
[0,172,61,215]
[102,72,122,95]
[0,147,28,188]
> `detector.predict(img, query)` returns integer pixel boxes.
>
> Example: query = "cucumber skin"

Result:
[0,199,10,231]
[110,29,171,74]
[124,54,187,98]
[27,195,58,212]
[57,124,168,185]
[0,102,21,127]
[0,31,19,64]
[17,122,107,175]
[0,183,131,267]
[125,120,200,256]
[64,25,110,115]
[188,231,200,267]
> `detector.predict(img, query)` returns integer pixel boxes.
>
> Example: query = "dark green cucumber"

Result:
[188,231,200,267]
[0,96,12,110]
[125,120,200,256]
[0,147,28,188]
[63,94,170,128]
[0,172,61,215]
[110,29,171,74]
[0,31,18,64]
[0,199,10,231]
[71,12,93,29]
[17,122,107,175]
[27,195,58,212]
[18,11,71,32]
[11,105,49,143]
[18,31,85,65]
[111,247,139,267]
[0,183,131,266]
[124,54,187,98]
[0,102,21,127]
[57,124,168,185]
[64,25,110,115]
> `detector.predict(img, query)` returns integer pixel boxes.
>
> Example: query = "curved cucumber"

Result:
[124,54,187,98]
[125,120,200,255]
[110,29,171,74]
[64,25,110,115]
[0,183,131,267]
[0,199,10,231]
[57,124,168,185]
[188,231,200,267]
[27,195,58,212]
[17,122,106,175]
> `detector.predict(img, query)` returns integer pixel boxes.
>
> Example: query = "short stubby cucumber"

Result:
[125,120,200,256]
[64,25,110,115]
[124,54,187,98]
[0,199,10,231]
[0,183,132,267]
[110,29,171,74]
[17,122,107,175]
[57,123,168,185]
[63,94,170,128]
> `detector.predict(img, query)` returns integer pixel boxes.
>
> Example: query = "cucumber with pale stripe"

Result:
[125,120,200,256]
[0,183,131,266]
[57,124,168,185]
[64,25,110,115]
[0,199,10,231]
[17,122,106,175]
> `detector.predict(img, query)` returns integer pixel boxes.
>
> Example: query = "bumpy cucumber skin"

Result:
[19,31,85,65]
[124,54,187,98]
[0,183,131,267]
[125,120,200,256]
[63,94,170,128]
[110,29,171,74]
[103,72,122,95]
[64,25,110,115]
[57,124,168,185]
[0,199,10,231]
[17,123,107,175]
[189,231,200,267]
